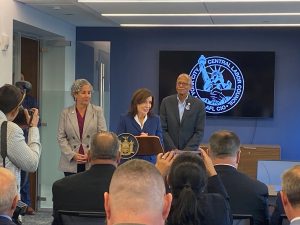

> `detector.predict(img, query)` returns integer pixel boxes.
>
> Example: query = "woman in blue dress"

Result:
[116,88,163,164]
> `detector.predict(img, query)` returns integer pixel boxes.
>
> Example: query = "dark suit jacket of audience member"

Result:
[168,194,232,225]
[160,94,205,151]
[52,164,115,225]
[270,192,285,225]
[215,165,269,225]
[205,174,233,225]
[0,216,15,225]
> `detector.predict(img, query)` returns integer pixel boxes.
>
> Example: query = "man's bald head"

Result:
[209,130,240,158]
[105,159,172,225]
[90,131,120,161]
[0,168,18,215]
[282,165,300,208]
[109,159,166,212]
[177,73,191,83]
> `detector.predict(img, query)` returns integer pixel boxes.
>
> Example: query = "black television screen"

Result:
[159,51,275,118]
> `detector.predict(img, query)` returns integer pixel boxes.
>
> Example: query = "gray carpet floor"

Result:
[22,211,53,225]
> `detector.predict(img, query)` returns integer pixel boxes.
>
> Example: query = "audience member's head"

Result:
[89,131,120,165]
[280,165,300,221]
[0,168,19,217]
[167,152,207,225]
[104,159,172,225]
[208,130,241,167]
[0,84,25,121]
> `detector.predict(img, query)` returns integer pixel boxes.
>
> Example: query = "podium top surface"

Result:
[135,136,164,155]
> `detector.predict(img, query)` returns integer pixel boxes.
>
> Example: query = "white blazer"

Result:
[57,103,107,173]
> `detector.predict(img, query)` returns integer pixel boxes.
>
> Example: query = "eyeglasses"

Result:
[176,82,190,87]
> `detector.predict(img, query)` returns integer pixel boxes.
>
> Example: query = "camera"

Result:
[13,107,34,127]
[173,150,202,157]
[12,200,28,225]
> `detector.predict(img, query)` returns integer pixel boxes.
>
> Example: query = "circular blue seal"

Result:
[190,55,244,114]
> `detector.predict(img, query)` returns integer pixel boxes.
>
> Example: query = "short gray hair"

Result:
[0,168,18,213]
[109,159,166,213]
[70,79,93,100]
[90,131,120,160]
[282,165,300,208]
[209,130,240,158]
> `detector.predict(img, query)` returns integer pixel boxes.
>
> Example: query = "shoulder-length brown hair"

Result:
[129,88,154,117]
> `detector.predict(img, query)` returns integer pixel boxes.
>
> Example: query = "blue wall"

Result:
[77,27,300,160]
[76,42,95,86]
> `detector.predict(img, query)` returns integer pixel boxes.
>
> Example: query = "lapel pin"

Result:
[185,102,191,111]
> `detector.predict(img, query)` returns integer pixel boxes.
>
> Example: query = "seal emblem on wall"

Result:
[190,55,244,114]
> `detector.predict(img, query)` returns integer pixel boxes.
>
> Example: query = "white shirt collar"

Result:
[134,114,148,129]
[291,217,300,223]
[177,94,189,103]
[214,163,237,169]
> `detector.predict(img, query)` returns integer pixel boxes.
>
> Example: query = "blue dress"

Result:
[116,113,163,164]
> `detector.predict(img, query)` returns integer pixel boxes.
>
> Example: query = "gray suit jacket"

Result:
[57,103,107,173]
[160,94,205,151]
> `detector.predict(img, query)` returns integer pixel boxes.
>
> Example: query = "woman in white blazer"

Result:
[57,79,107,176]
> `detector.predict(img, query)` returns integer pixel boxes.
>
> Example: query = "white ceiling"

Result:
[15,0,300,27]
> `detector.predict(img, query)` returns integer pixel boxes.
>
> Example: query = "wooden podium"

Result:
[135,136,164,155]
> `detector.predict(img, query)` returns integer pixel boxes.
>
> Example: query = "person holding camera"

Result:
[14,73,39,215]
[0,84,41,194]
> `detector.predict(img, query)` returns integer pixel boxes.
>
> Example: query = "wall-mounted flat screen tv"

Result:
[159,51,275,118]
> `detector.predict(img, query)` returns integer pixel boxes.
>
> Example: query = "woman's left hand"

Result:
[140,132,148,136]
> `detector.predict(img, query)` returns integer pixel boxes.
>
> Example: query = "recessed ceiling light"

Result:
[120,23,300,27]
[78,0,300,2]
[102,13,300,16]
[53,6,61,10]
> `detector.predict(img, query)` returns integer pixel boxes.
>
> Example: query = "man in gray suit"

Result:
[160,73,206,151]
[280,165,300,225]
